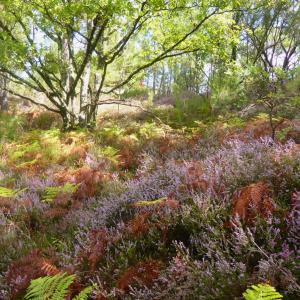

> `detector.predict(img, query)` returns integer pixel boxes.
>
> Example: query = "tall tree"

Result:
[0,0,238,129]
[242,0,299,77]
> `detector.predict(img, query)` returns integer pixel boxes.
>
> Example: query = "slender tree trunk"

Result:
[231,12,241,61]
[79,20,92,126]
[158,66,164,96]
[268,107,276,140]
[152,67,156,96]
[60,34,78,129]
[167,63,172,95]
[91,73,101,124]
[0,75,8,111]
[84,73,101,127]
[79,61,91,125]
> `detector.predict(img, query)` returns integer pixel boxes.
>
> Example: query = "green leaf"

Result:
[42,183,80,203]
[24,273,93,300]
[134,197,167,207]
[73,286,93,300]
[0,186,27,198]
[243,284,283,300]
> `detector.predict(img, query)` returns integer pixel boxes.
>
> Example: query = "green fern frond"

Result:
[0,186,27,198]
[134,197,167,207]
[42,183,80,203]
[24,273,92,300]
[99,146,120,164]
[24,276,46,300]
[243,284,283,300]
[17,159,38,168]
[9,142,40,161]
[25,273,73,300]
[73,286,93,300]
[52,273,76,299]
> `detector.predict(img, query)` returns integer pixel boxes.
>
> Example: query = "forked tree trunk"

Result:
[61,108,97,130]
[60,109,76,131]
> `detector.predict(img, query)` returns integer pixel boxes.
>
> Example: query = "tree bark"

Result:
[0,75,8,111]
[79,20,92,126]
[79,62,91,124]
[231,11,241,61]
[61,33,77,122]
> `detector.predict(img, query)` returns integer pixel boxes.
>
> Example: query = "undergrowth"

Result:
[0,111,299,299]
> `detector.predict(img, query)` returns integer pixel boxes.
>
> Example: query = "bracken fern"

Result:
[242,284,283,300]
[0,186,26,198]
[42,183,80,203]
[24,273,92,300]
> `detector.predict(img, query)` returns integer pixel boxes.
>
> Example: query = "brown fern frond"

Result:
[77,228,110,272]
[230,181,275,226]
[6,249,59,298]
[127,212,151,236]
[41,260,60,276]
[116,260,162,292]
[44,207,69,219]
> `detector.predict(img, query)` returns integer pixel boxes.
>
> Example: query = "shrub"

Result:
[30,111,62,130]
[122,86,149,100]
[0,113,25,141]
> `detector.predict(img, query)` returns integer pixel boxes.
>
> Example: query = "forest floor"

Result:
[0,108,299,299]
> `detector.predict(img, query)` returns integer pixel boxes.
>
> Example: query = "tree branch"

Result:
[4,87,60,113]
[102,47,206,95]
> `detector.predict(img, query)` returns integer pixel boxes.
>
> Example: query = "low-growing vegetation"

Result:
[0,0,299,299]
[0,109,299,299]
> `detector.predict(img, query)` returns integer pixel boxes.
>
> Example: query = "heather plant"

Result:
[0,4,298,300]
[286,192,300,256]
[130,243,248,300]
[200,139,300,201]
[60,137,300,298]
[0,210,35,276]
[19,176,56,193]
[1,110,300,299]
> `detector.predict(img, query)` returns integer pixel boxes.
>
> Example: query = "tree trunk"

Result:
[61,35,71,99]
[61,33,77,124]
[60,109,80,131]
[0,75,8,111]
[79,20,92,126]
[79,61,91,125]
[231,11,241,61]
[91,73,101,126]
[152,67,156,96]
[268,107,276,140]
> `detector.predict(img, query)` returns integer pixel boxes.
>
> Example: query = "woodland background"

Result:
[0,0,299,299]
